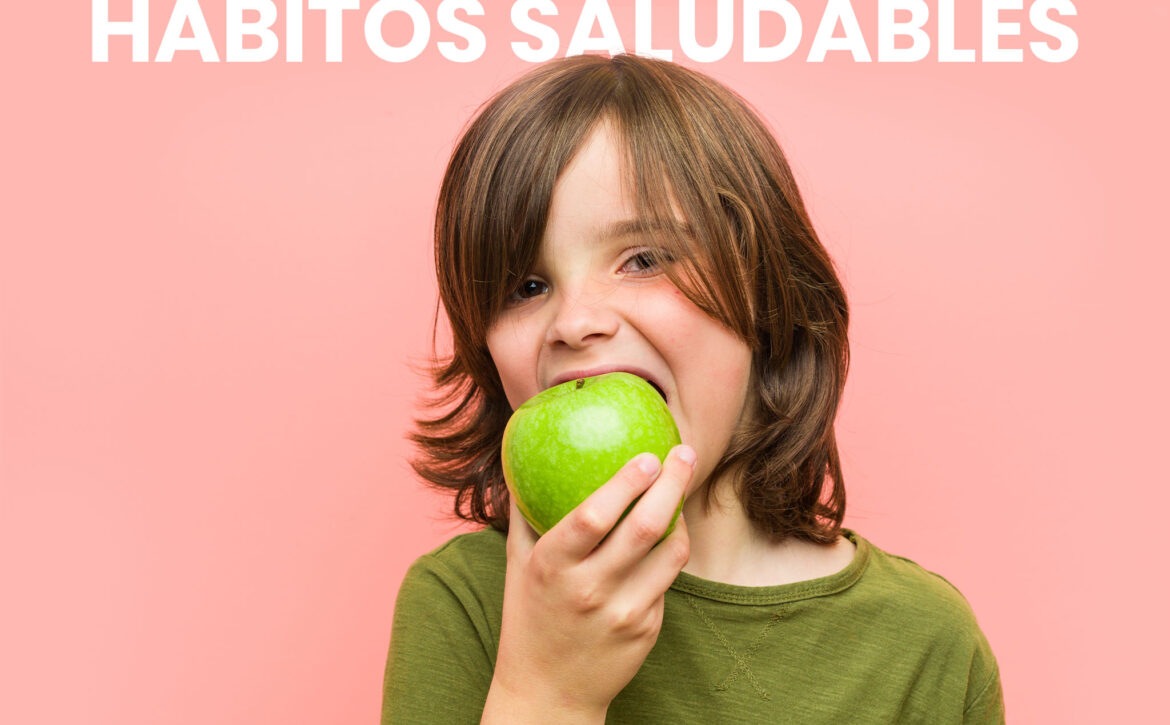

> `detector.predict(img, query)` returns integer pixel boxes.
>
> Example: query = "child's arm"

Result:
[480,445,695,724]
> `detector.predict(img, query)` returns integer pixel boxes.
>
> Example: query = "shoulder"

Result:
[850,531,1002,703]
[412,526,508,574]
[851,531,985,626]
[397,526,508,611]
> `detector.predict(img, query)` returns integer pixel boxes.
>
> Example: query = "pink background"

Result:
[3,2,1167,723]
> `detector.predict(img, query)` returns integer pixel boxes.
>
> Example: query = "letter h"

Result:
[93,0,150,62]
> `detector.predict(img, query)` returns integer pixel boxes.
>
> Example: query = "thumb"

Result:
[505,494,538,562]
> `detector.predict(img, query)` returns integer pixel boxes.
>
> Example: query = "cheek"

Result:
[486,319,541,409]
[639,286,697,349]
[643,289,753,442]
[646,288,750,380]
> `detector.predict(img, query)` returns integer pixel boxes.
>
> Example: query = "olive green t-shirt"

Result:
[381,528,1004,723]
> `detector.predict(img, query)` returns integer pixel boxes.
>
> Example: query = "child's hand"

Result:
[481,444,695,725]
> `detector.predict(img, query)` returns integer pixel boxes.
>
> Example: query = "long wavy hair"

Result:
[411,54,850,544]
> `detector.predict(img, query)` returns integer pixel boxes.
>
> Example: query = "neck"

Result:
[679,481,855,587]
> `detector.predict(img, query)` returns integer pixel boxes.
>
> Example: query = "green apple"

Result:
[501,371,683,539]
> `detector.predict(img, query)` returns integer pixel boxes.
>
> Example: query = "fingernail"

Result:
[637,454,661,476]
[676,445,696,467]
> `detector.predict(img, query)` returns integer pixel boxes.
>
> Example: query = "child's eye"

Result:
[510,278,548,302]
[620,249,673,274]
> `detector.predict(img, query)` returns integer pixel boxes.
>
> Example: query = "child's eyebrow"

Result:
[603,218,694,241]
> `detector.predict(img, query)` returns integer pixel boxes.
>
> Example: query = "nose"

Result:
[544,287,621,349]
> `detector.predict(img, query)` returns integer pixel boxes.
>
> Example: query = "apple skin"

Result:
[501,371,683,538]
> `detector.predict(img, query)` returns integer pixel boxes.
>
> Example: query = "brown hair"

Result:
[411,54,849,544]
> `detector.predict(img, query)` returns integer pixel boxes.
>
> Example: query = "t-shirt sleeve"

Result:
[963,661,1005,724]
[380,554,497,725]
[960,606,1005,725]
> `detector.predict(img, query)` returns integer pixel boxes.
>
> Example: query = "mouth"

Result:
[550,366,669,403]
[645,379,667,401]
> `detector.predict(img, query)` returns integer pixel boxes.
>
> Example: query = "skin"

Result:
[481,121,854,723]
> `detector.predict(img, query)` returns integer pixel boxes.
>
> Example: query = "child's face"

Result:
[486,122,753,496]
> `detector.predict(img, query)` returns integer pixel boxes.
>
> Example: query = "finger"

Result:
[505,494,538,563]
[543,451,664,564]
[590,445,695,574]
[622,510,691,604]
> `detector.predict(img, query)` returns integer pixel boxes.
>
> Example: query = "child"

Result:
[382,54,1003,724]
